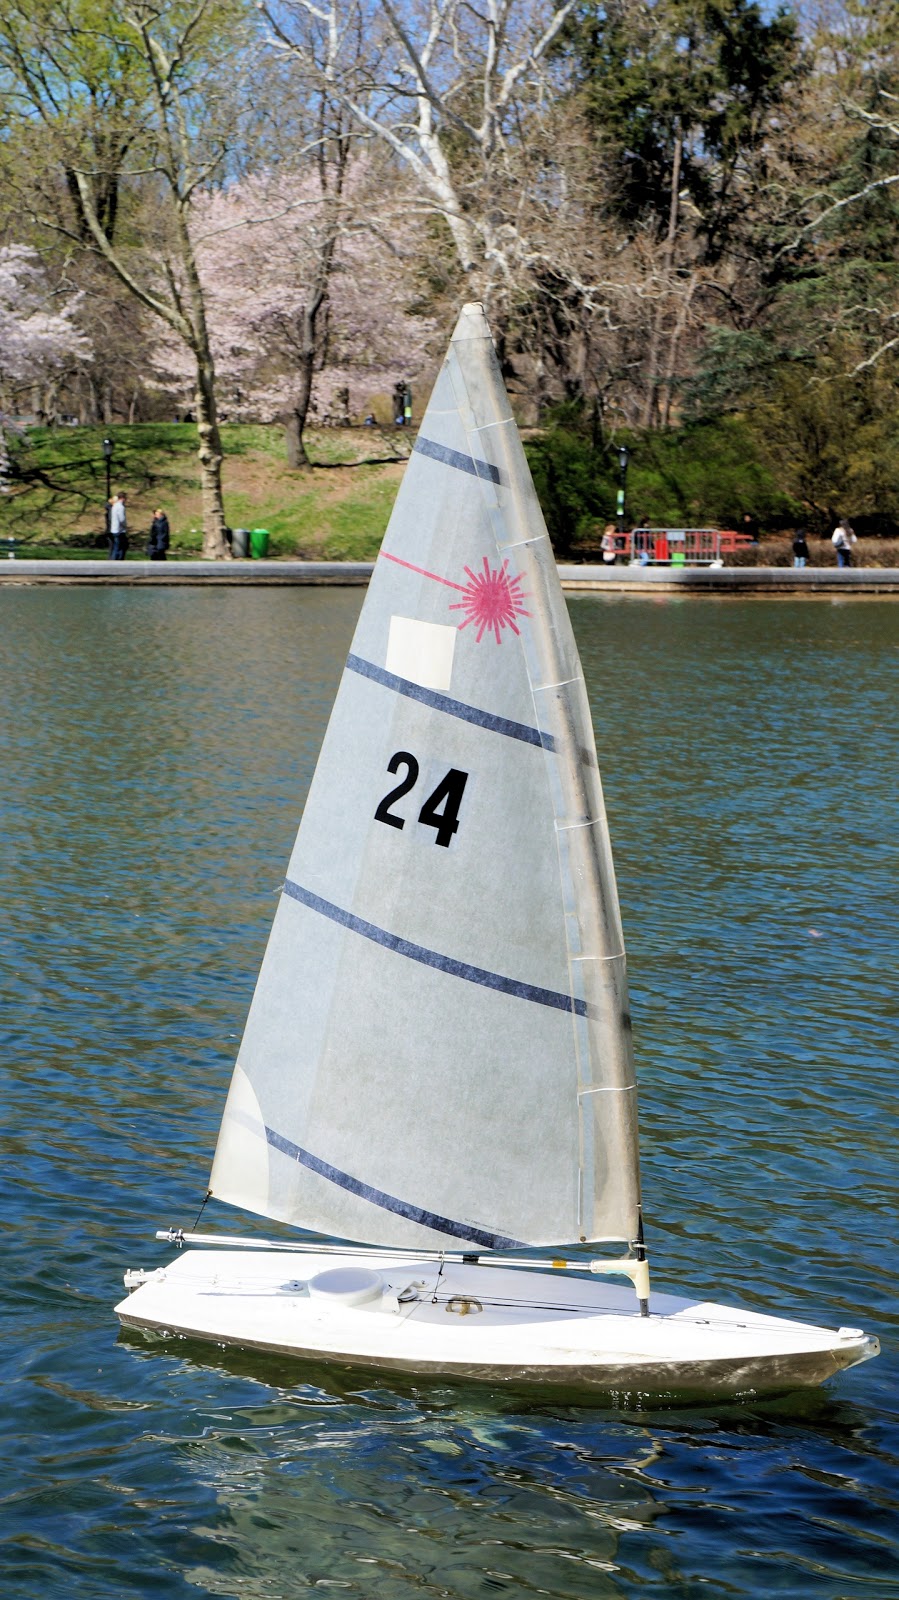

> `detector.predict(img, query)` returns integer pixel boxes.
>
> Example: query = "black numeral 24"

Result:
[375,752,468,848]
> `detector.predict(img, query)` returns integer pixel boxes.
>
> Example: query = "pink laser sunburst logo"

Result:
[382,551,530,644]
[449,557,530,643]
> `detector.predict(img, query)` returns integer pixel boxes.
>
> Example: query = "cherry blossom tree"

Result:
[0,245,90,394]
[0,244,91,494]
[257,0,634,419]
[151,165,435,448]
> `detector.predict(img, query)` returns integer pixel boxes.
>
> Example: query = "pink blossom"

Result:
[0,246,91,388]
[150,167,435,419]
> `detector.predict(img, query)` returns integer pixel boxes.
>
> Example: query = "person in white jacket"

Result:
[831,517,857,568]
[108,493,128,561]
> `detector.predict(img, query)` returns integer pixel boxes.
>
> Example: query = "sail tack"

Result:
[210,303,642,1251]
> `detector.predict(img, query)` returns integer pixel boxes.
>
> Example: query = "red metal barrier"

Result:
[628,528,755,566]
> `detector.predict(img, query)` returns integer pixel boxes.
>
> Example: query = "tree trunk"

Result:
[62,47,232,555]
[591,394,602,451]
[284,239,335,468]
[643,126,683,430]
[661,273,697,429]
[285,408,311,469]
[195,356,231,559]
[176,198,231,557]
[285,314,315,468]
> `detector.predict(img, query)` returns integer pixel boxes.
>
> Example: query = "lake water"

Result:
[2,588,896,1600]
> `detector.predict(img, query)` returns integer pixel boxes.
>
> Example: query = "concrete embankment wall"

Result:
[1,559,898,594]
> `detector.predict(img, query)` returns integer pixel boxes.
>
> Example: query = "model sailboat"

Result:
[117,306,877,1399]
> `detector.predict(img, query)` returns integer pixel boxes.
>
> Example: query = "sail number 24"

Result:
[375,752,469,848]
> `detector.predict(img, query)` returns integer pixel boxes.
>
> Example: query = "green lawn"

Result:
[1,422,410,558]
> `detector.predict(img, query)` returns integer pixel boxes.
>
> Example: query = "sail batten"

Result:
[282,880,590,1015]
[263,1126,522,1250]
[412,434,502,483]
[345,653,555,748]
[210,302,643,1252]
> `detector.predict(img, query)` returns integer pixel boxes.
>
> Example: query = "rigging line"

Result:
[428,1294,648,1317]
[137,1276,642,1322]
[426,1296,809,1339]
[431,1255,446,1305]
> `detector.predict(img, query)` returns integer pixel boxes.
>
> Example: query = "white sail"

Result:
[209,303,642,1252]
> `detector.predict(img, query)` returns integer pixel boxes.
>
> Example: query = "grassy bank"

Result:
[1,422,410,561]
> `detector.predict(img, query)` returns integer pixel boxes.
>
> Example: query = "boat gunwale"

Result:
[115,1307,875,1400]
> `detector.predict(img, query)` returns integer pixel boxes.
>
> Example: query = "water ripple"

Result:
[1,590,896,1600]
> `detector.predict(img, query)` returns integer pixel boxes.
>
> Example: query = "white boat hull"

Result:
[116,1249,878,1402]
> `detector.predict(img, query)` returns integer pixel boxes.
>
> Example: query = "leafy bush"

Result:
[628,418,798,530]
[524,409,798,553]
[524,427,616,555]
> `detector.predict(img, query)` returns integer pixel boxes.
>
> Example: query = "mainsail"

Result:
[210,303,642,1251]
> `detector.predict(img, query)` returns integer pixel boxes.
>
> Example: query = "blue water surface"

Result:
[1,588,896,1600]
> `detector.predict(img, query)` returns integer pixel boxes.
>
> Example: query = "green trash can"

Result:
[671,549,686,567]
[250,527,269,558]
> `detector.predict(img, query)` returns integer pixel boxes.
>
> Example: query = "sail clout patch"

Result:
[386,615,456,692]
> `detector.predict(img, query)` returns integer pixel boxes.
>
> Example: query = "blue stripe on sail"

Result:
[346,654,554,751]
[264,1126,522,1249]
[413,434,502,485]
[283,880,588,1017]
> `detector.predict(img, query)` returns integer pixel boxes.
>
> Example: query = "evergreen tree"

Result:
[568,0,799,258]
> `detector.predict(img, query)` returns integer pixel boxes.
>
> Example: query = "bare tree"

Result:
[262,0,577,301]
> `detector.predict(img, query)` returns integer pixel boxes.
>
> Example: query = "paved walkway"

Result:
[1,558,898,593]
[556,564,899,593]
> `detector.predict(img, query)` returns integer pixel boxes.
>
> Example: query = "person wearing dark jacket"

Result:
[148,508,170,561]
[792,529,810,568]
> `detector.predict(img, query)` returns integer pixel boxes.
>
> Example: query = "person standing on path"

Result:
[792,529,810,568]
[601,523,618,564]
[108,493,128,560]
[832,517,857,567]
[148,508,170,561]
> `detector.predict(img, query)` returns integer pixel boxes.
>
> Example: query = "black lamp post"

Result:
[616,444,630,534]
[102,436,113,536]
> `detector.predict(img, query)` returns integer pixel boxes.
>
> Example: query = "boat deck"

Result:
[116,1249,878,1401]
